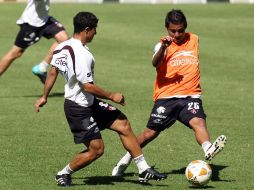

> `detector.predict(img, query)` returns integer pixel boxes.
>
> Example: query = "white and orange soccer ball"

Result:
[185,160,212,186]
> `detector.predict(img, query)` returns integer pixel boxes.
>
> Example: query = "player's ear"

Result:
[82,27,89,34]
[84,27,92,32]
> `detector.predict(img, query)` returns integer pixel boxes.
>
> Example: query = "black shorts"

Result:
[64,98,121,144]
[15,16,65,49]
[146,97,206,132]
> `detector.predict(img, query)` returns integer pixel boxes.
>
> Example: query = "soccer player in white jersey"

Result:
[34,12,167,187]
[0,0,68,83]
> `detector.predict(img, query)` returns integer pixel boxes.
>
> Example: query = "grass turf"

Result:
[0,3,253,190]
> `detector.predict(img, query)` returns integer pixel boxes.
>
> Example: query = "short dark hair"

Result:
[165,9,187,29]
[73,12,99,33]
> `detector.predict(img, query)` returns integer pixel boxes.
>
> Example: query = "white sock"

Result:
[57,164,73,175]
[117,152,132,165]
[38,61,48,72]
[202,141,212,153]
[133,154,150,174]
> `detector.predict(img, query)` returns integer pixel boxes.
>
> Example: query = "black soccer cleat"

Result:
[55,174,72,187]
[139,168,167,182]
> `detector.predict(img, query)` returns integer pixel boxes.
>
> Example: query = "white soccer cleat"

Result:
[205,135,227,161]
[112,162,130,177]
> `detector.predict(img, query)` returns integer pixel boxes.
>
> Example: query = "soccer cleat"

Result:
[205,135,227,161]
[112,162,130,177]
[32,64,47,84]
[138,168,167,182]
[55,174,72,187]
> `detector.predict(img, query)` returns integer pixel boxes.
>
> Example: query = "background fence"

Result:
[0,0,253,3]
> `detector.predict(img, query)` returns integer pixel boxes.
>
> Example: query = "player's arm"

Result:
[152,45,167,67]
[35,66,59,112]
[152,36,173,67]
[81,82,125,106]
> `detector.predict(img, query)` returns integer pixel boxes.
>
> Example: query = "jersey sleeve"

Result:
[153,42,162,55]
[152,42,166,59]
[50,48,69,74]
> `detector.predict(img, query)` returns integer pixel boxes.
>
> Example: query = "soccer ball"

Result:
[185,160,212,186]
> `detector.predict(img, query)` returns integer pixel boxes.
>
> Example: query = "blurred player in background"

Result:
[112,9,227,177]
[34,11,166,186]
[0,0,68,83]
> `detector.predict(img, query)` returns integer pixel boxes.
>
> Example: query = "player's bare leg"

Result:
[190,117,227,161]
[55,139,104,186]
[0,45,25,76]
[189,117,210,145]
[111,114,166,181]
[32,30,68,83]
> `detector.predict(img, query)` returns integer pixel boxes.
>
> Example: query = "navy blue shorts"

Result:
[146,97,206,132]
[15,16,65,49]
[64,98,121,144]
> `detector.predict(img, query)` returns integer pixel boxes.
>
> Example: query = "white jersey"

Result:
[51,38,95,107]
[16,0,50,27]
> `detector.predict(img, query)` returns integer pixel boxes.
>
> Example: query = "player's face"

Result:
[167,23,186,44]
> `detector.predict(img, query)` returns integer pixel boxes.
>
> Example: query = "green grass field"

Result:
[0,3,253,190]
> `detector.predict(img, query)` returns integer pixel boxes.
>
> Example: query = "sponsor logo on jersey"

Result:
[171,50,196,59]
[169,50,198,66]
[55,54,68,66]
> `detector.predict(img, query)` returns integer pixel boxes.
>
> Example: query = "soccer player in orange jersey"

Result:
[112,9,227,177]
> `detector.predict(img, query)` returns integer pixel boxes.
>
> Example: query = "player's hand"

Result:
[35,97,47,113]
[161,36,174,47]
[111,93,125,106]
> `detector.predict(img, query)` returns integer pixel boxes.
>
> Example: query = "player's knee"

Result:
[90,145,104,159]
[117,114,132,134]
[9,48,24,59]
[143,129,158,141]
[189,117,206,129]
[16,50,24,58]
[121,120,132,135]
[55,31,68,43]
[95,148,104,159]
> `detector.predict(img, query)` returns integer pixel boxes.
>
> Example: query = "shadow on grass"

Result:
[26,92,64,98]
[71,174,168,186]
[58,164,234,187]
[0,92,64,98]
[165,164,235,188]
[166,164,232,182]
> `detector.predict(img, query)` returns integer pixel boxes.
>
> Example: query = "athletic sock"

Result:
[38,61,48,72]
[57,164,74,175]
[202,141,212,153]
[118,152,132,165]
[133,154,150,174]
